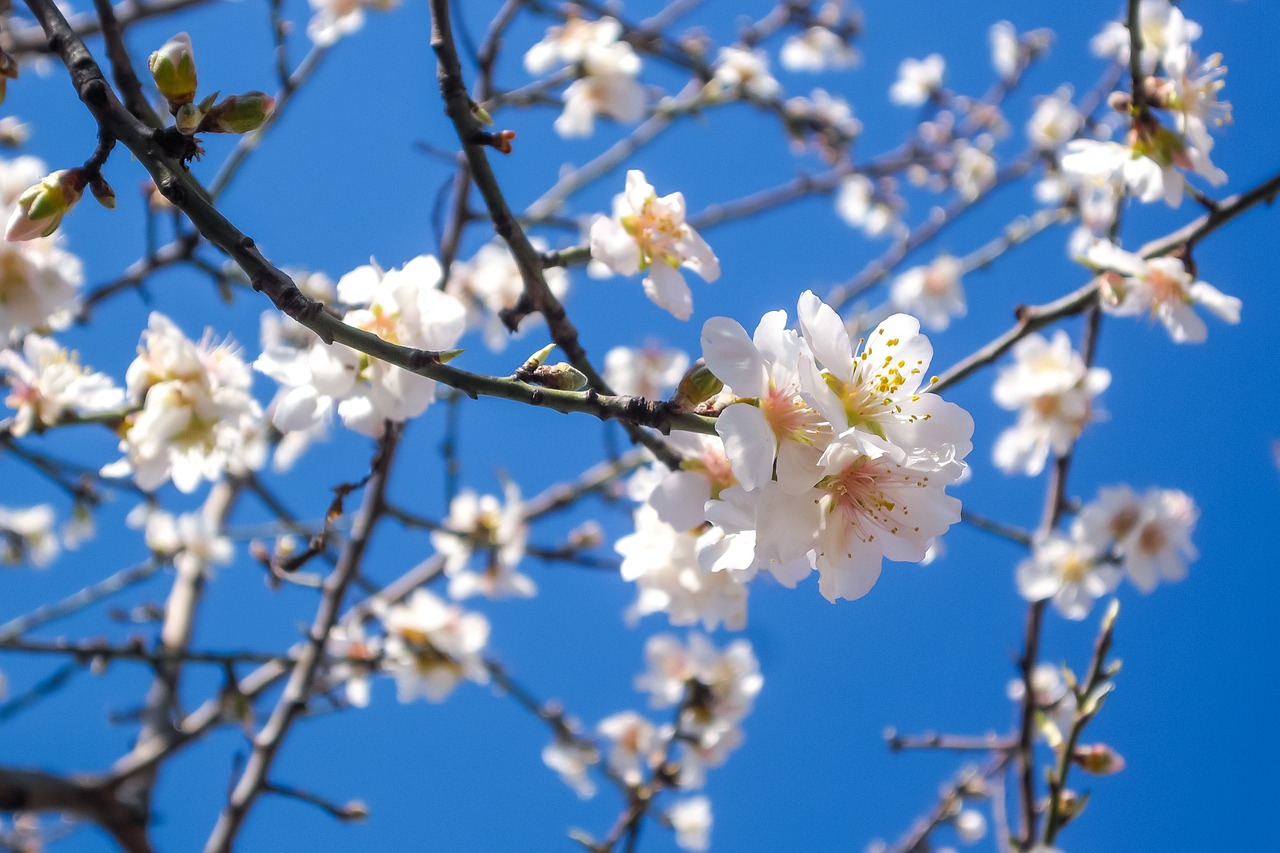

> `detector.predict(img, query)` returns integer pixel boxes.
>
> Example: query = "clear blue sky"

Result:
[2,1,1278,850]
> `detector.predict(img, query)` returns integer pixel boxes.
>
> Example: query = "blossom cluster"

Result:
[525,15,646,138]
[1018,484,1198,619]
[617,290,973,628]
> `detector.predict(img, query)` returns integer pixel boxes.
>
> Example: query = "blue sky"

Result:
[2,1,1278,850]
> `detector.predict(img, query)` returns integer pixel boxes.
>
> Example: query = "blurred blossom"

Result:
[708,47,780,101]
[0,503,59,567]
[1090,0,1201,72]
[430,482,532,600]
[781,27,859,72]
[835,174,898,238]
[992,331,1110,477]
[445,239,568,351]
[889,255,966,331]
[954,809,987,844]
[541,733,598,800]
[0,334,123,436]
[668,796,713,852]
[381,589,489,703]
[989,21,1019,79]
[596,710,660,786]
[1017,530,1119,620]
[307,0,399,47]
[1078,485,1198,592]
[1028,88,1081,151]
[1086,241,1240,343]
[604,343,689,400]
[890,54,944,106]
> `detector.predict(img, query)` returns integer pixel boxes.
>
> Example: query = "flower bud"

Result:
[203,92,276,134]
[669,358,724,412]
[531,362,589,391]
[174,102,205,135]
[89,175,117,210]
[1073,743,1126,776]
[5,169,85,241]
[149,33,198,109]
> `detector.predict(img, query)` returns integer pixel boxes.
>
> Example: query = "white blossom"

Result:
[596,711,660,786]
[1090,0,1201,72]
[1017,530,1119,620]
[103,313,264,493]
[135,508,233,578]
[542,734,598,800]
[951,141,997,200]
[889,54,944,106]
[306,0,398,47]
[324,621,380,708]
[589,170,720,320]
[1163,46,1231,152]
[430,482,532,600]
[381,589,489,703]
[541,23,645,138]
[989,21,1019,80]
[781,27,859,72]
[709,47,780,101]
[1,335,123,436]
[445,240,568,351]
[667,796,713,852]
[889,256,966,331]
[992,331,1110,476]
[0,504,59,567]
[955,809,987,845]
[1078,485,1198,592]
[1086,241,1240,342]
[835,174,898,238]
[524,15,629,74]
[0,157,83,338]
[604,343,688,401]
[616,504,749,631]
[1027,89,1081,151]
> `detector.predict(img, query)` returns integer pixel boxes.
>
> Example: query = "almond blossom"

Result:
[306,0,398,47]
[444,239,568,351]
[429,482,532,600]
[1027,88,1082,151]
[781,27,859,72]
[256,255,466,438]
[708,47,779,101]
[1016,530,1119,620]
[589,170,720,320]
[603,343,688,401]
[667,796,713,852]
[0,157,83,338]
[1,335,123,436]
[889,54,944,106]
[380,588,489,703]
[596,711,660,786]
[1077,485,1198,592]
[542,733,598,800]
[835,174,899,238]
[1086,241,1240,342]
[889,255,966,331]
[103,312,264,493]
[1090,0,1201,72]
[531,18,646,138]
[524,15,628,74]
[0,504,59,567]
[992,331,1110,477]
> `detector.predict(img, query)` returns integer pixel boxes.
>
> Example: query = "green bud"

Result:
[149,33,198,108]
[174,102,204,135]
[531,363,589,391]
[204,92,276,134]
[669,358,724,412]
[5,169,85,241]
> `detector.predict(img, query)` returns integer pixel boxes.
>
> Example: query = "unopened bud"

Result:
[174,102,204,135]
[471,102,495,126]
[89,174,117,210]
[5,169,85,241]
[1073,743,1126,776]
[149,32,198,109]
[1106,90,1132,114]
[492,129,516,154]
[0,116,29,146]
[203,92,276,134]
[669,358,724,412]
[340,800,369,822]
[530,362,588,391]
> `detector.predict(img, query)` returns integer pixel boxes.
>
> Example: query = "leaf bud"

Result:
[204,92,276,134]
[669,358,724,412]
[88,174,117,210]
[530,362,589,391]
[1073,743,1126,776]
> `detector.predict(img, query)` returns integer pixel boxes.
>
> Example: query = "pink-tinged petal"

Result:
[643,262,693,320]
[715,403,776,491]
[701,317,766,397]
[649,470,711,531]
[797,290,854,378]
[815,539,882,602]
[1188,281,1241,325]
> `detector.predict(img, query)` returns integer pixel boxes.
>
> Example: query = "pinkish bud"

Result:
[149,33,198,109]
[5,169,85,241]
